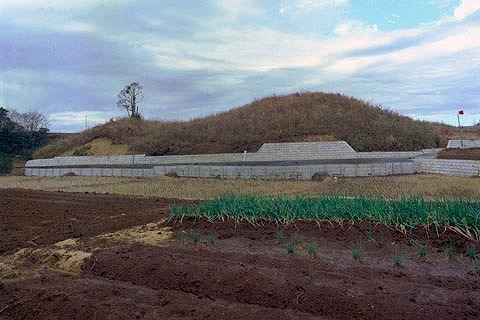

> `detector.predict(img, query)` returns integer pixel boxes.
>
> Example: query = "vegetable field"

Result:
[172,194,480,240]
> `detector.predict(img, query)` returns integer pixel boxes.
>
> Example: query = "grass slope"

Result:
[35,92,458,158]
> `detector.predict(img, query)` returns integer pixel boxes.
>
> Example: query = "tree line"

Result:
[0,107,49,174]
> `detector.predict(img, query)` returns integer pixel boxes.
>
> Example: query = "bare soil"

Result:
[1,188,479,319]
[0,188,186,254]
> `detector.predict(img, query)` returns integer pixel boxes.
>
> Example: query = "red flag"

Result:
[127,126,132,131]
[458,110,464,115]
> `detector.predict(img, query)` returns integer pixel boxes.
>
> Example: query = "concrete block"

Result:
[447,140,480,149]
[90,168,102,176]
[120,168,132,177]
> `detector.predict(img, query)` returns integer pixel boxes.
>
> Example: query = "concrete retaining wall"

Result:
[27,155,147,167]
[153,161,414,180]
[26,141,478,179]
[26,159,480,178]
[141,153,244,164]
[358,149,441,159]
[447,140,480,149]
[25,162,415,180]
[28,141,443,170]
[25,167,155,178]
[253,141,357,160]
[25,141,359,168]
[413,159,480,176]
[357,151,422,158]
[25,153,245,167]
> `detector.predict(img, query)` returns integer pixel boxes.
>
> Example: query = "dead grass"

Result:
[0,174,478,200]
[0,221,172,281]
[97,222,173,246]
[437,148,480,160]
[60,137,131,156]
[10,158,26,176]
[0,246,92,280]
[34,92,450,159]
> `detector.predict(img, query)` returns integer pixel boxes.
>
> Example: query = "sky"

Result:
[1,0,479,132]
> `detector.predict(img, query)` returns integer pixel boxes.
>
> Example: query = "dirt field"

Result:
[1,188,479,319]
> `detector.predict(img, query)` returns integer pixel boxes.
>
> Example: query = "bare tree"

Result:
[0,107,19,131]
[117,82,143,118]
[9,109,49,132]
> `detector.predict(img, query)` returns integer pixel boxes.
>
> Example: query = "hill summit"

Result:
[34,92,451,158]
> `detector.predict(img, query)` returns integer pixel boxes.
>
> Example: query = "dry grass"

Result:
[437,148,480,160]
[10,158,26,176]
[60,137,131,156]
[34,92,450,159]
[0,221,172,281]
[1,174,478,200]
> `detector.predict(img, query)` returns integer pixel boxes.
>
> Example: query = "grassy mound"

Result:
[35,92,455,158]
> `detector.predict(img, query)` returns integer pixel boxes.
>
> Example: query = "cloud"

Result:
[1,0,480,132]
[280,0,348,15]
[334,20,379,36]
[0,0,119,11]
[296,0,348,9]
[454,0,480,20]
[328,25,480,74]
[214,0,261,19]
[49,110,116,131]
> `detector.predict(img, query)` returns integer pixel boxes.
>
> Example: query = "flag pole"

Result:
[457,112,463,149]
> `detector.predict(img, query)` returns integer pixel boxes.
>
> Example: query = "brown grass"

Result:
[34,92,453,159]
[60,138,131,156]
[10,158,26,176]
[1,174,478,200]
[437,148,480,160]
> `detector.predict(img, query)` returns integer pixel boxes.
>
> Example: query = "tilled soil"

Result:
[0,188,185,254]
[1,188,479,319]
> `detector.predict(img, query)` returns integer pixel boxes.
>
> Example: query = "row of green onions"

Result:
[171,194,480,240]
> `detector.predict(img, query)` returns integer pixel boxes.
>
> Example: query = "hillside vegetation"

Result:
[34,92,457,158]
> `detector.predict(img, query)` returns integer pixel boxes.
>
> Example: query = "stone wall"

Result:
[413,159,480,176]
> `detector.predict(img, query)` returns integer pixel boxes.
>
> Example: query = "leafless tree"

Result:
[117,82,143,118]
[9,109,49,132]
